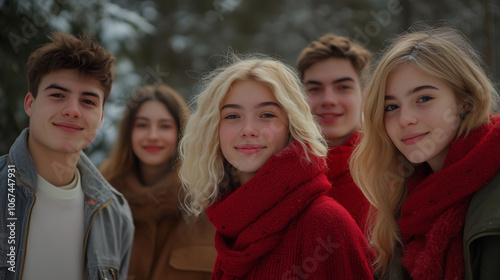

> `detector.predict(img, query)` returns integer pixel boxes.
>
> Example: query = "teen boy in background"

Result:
[296,34,371,233]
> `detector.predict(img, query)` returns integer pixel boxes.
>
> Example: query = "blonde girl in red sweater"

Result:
[350,26,500,280]
[179,56,374,279]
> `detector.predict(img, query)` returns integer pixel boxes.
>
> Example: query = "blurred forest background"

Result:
[1,0,499,166]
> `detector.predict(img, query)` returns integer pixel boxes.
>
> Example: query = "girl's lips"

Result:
[144,146,163,153]
[401,133,428,145]
[236,144,265,155]
[318,113,342,123]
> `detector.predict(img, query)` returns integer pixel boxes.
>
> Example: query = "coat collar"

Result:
[8,128,115,206]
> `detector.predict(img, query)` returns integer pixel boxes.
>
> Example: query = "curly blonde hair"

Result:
[179,55,328,216]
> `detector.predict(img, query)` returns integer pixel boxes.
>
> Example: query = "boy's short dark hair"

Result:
[296,34,371,84]
[26,31,116,104]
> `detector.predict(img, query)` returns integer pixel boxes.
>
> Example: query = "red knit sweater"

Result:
[207,141,374,279]
[326,132,370,234]
[398,115,500,280]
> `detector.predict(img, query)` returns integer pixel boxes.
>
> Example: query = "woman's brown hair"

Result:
[100,84,189,185]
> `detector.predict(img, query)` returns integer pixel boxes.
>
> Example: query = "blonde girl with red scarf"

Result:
[350,26,500,280]
[179,56,374,279]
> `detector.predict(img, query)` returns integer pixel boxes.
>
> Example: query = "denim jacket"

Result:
[0,128,134,279]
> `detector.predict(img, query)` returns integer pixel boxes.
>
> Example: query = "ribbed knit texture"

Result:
[399,115,500,280]
[207,141,374,279]
[326,131,370,234]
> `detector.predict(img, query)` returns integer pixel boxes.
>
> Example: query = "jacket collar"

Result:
[464,170,500,240]
[9,128,115,206]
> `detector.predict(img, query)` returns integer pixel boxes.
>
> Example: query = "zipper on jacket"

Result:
[109,268,117,280]
[14,170,37,280]
[82,199,113,280]
[97,267,116,280]
[465,231,500,279]
[100,268,107,280]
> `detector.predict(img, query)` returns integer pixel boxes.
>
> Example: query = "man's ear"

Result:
[24,92,35,117]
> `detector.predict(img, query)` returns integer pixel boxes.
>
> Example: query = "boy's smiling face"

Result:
[25,68,105,156]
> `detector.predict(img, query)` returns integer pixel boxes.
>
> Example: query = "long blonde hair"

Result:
[179,55,327,216]
[350,26,498,275]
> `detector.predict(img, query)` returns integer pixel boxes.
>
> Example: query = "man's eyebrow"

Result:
[81,91,101,100]
[44,83,70,92]
[304,77,356,85]
[44,83,101,100]
[304,80,322,85]
[332,77,355,84]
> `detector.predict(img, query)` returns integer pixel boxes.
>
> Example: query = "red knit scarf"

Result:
[326,131,359,181]
[326,132,369,232]
[398,115,500,280]
[206,141,330,279]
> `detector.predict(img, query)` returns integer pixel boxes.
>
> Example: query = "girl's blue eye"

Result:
[261,113,275,118]
[418,96,432,103]
[385,104,398,112]
[224,114,238,119]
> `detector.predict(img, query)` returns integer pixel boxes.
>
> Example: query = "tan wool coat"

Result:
[113,169,216,280]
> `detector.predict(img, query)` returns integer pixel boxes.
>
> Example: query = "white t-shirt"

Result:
[22,169,84,280]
